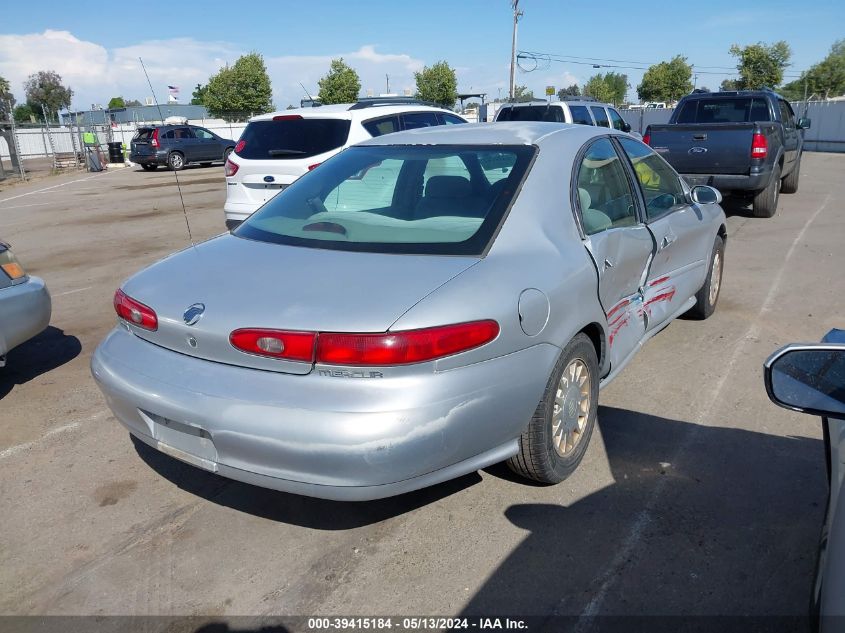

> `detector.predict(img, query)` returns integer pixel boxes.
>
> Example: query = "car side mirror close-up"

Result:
[622,122,632,133]
[764,344,845,418]
[797,117,812,130]
[690,185,722,205]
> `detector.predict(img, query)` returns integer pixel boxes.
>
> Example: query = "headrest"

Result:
[578,187,591,209]
[425,175,472,198]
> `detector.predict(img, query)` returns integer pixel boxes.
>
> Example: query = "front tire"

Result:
[688,235,724,320]
[507,333,599,484]
[752,165,781,218]
[168,152,185,171]
[781,155,801,194]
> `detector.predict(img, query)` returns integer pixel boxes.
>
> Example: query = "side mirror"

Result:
[622,122,632,133]
[797,117,811,130]
[690,185,722,205]
[764,345,845,418]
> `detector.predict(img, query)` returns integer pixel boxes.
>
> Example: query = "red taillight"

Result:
[230,329,316,362]
[273,114,303,121]
[751,132,768,159]
[308,163,321,171]
[642,132,651,146]
[151,128,159,148]
[224,159,239,177]
[114,289,158,331]
[234,139,246,154]
[316,321,500,366]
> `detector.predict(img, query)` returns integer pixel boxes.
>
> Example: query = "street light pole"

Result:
[508,0,523,101]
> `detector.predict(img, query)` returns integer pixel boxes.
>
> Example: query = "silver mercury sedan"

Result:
[91,122,727,501]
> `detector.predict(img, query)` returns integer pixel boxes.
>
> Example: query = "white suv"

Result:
[224,99,467,229]
[494,98,633,133]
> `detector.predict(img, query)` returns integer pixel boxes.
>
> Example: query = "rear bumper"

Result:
[682,168,773,193]
[223,200,258,225]
[130,150,168,166]
[0,276,51,357]
[91,327,557,501]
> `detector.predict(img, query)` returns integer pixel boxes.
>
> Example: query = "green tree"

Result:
[720,78,739,91]
[13,103,34,123]
[318,58,361,105]
[781,39,845,100]
[24,70,73,121]
[637,56,693,103]
[512,85,534,102]
[557,84,580,99]
[191,83,208,106]
[107,96,125,110]
[204,53,274,120]
[415,61,458,108]
[0,75,15,120]
[124,99,142,107]
[584,72,628,105]
[729,41,791,90]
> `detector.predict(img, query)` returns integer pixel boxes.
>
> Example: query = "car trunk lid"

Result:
[121,234,478,374]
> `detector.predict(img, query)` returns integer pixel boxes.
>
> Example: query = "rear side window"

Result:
[576,138,637,234]
[569,105,593,125]
[778,100,795,129]
[441,114,466,125]
[497,105,563,122]
[677,98,772,123]
[591,107,610,128]
[363,116,400,137]
[402,112,440,130]
[236,118,352,160]
[235,144,536,256]
[608,109,627,131]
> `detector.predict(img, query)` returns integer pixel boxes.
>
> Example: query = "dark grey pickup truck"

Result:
[644,89,810,217]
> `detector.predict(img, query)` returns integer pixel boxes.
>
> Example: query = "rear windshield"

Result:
[234,144,536,256]
[675,98,771,124]
[134,128,154,140]
[497,105,563,122]
[235,118,351,160]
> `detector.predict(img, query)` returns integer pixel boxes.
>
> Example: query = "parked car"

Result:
[223,98,468,230]
[0,240,51,367]
[494,97,633,134]
[765,330,845,629]
[91,122,726,501]
[130,124,236,172]
[644,89,810,218]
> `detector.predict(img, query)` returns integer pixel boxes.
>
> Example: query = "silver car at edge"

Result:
[91,122,727,501]
[0,240,51,367]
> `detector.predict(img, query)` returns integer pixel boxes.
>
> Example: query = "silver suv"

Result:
[494,97,632,133]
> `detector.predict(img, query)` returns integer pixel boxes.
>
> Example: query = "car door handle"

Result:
[659,234,676,251]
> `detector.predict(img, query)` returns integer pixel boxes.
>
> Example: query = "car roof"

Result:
[250,104,460,122]
[359,121,614,147]
[500,99,614,108]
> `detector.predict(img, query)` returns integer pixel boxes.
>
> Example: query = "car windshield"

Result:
[234,144,536,255]
[235,118,352,160]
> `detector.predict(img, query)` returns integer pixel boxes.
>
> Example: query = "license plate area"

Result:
[140,410,218,472]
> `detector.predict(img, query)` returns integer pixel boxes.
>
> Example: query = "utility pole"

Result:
[385,74,390,95]
[508,0,523,101]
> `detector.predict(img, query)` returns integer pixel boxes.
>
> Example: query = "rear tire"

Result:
[752,165,780,218]
[507,333,599,484]
[688,235,724,320]
[781,155,801,194]
[168,152,185,171]
[141,164,157,171]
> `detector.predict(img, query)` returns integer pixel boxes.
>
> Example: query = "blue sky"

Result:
[1,0,843,110]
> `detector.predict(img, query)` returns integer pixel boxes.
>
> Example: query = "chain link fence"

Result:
[0,112,256,183]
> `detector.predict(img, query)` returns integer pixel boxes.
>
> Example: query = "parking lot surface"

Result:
[1,154,844,620]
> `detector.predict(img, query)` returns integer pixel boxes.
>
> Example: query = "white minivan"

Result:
[224,99,467,229]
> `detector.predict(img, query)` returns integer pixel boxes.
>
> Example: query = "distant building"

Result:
[66,103,210,126]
